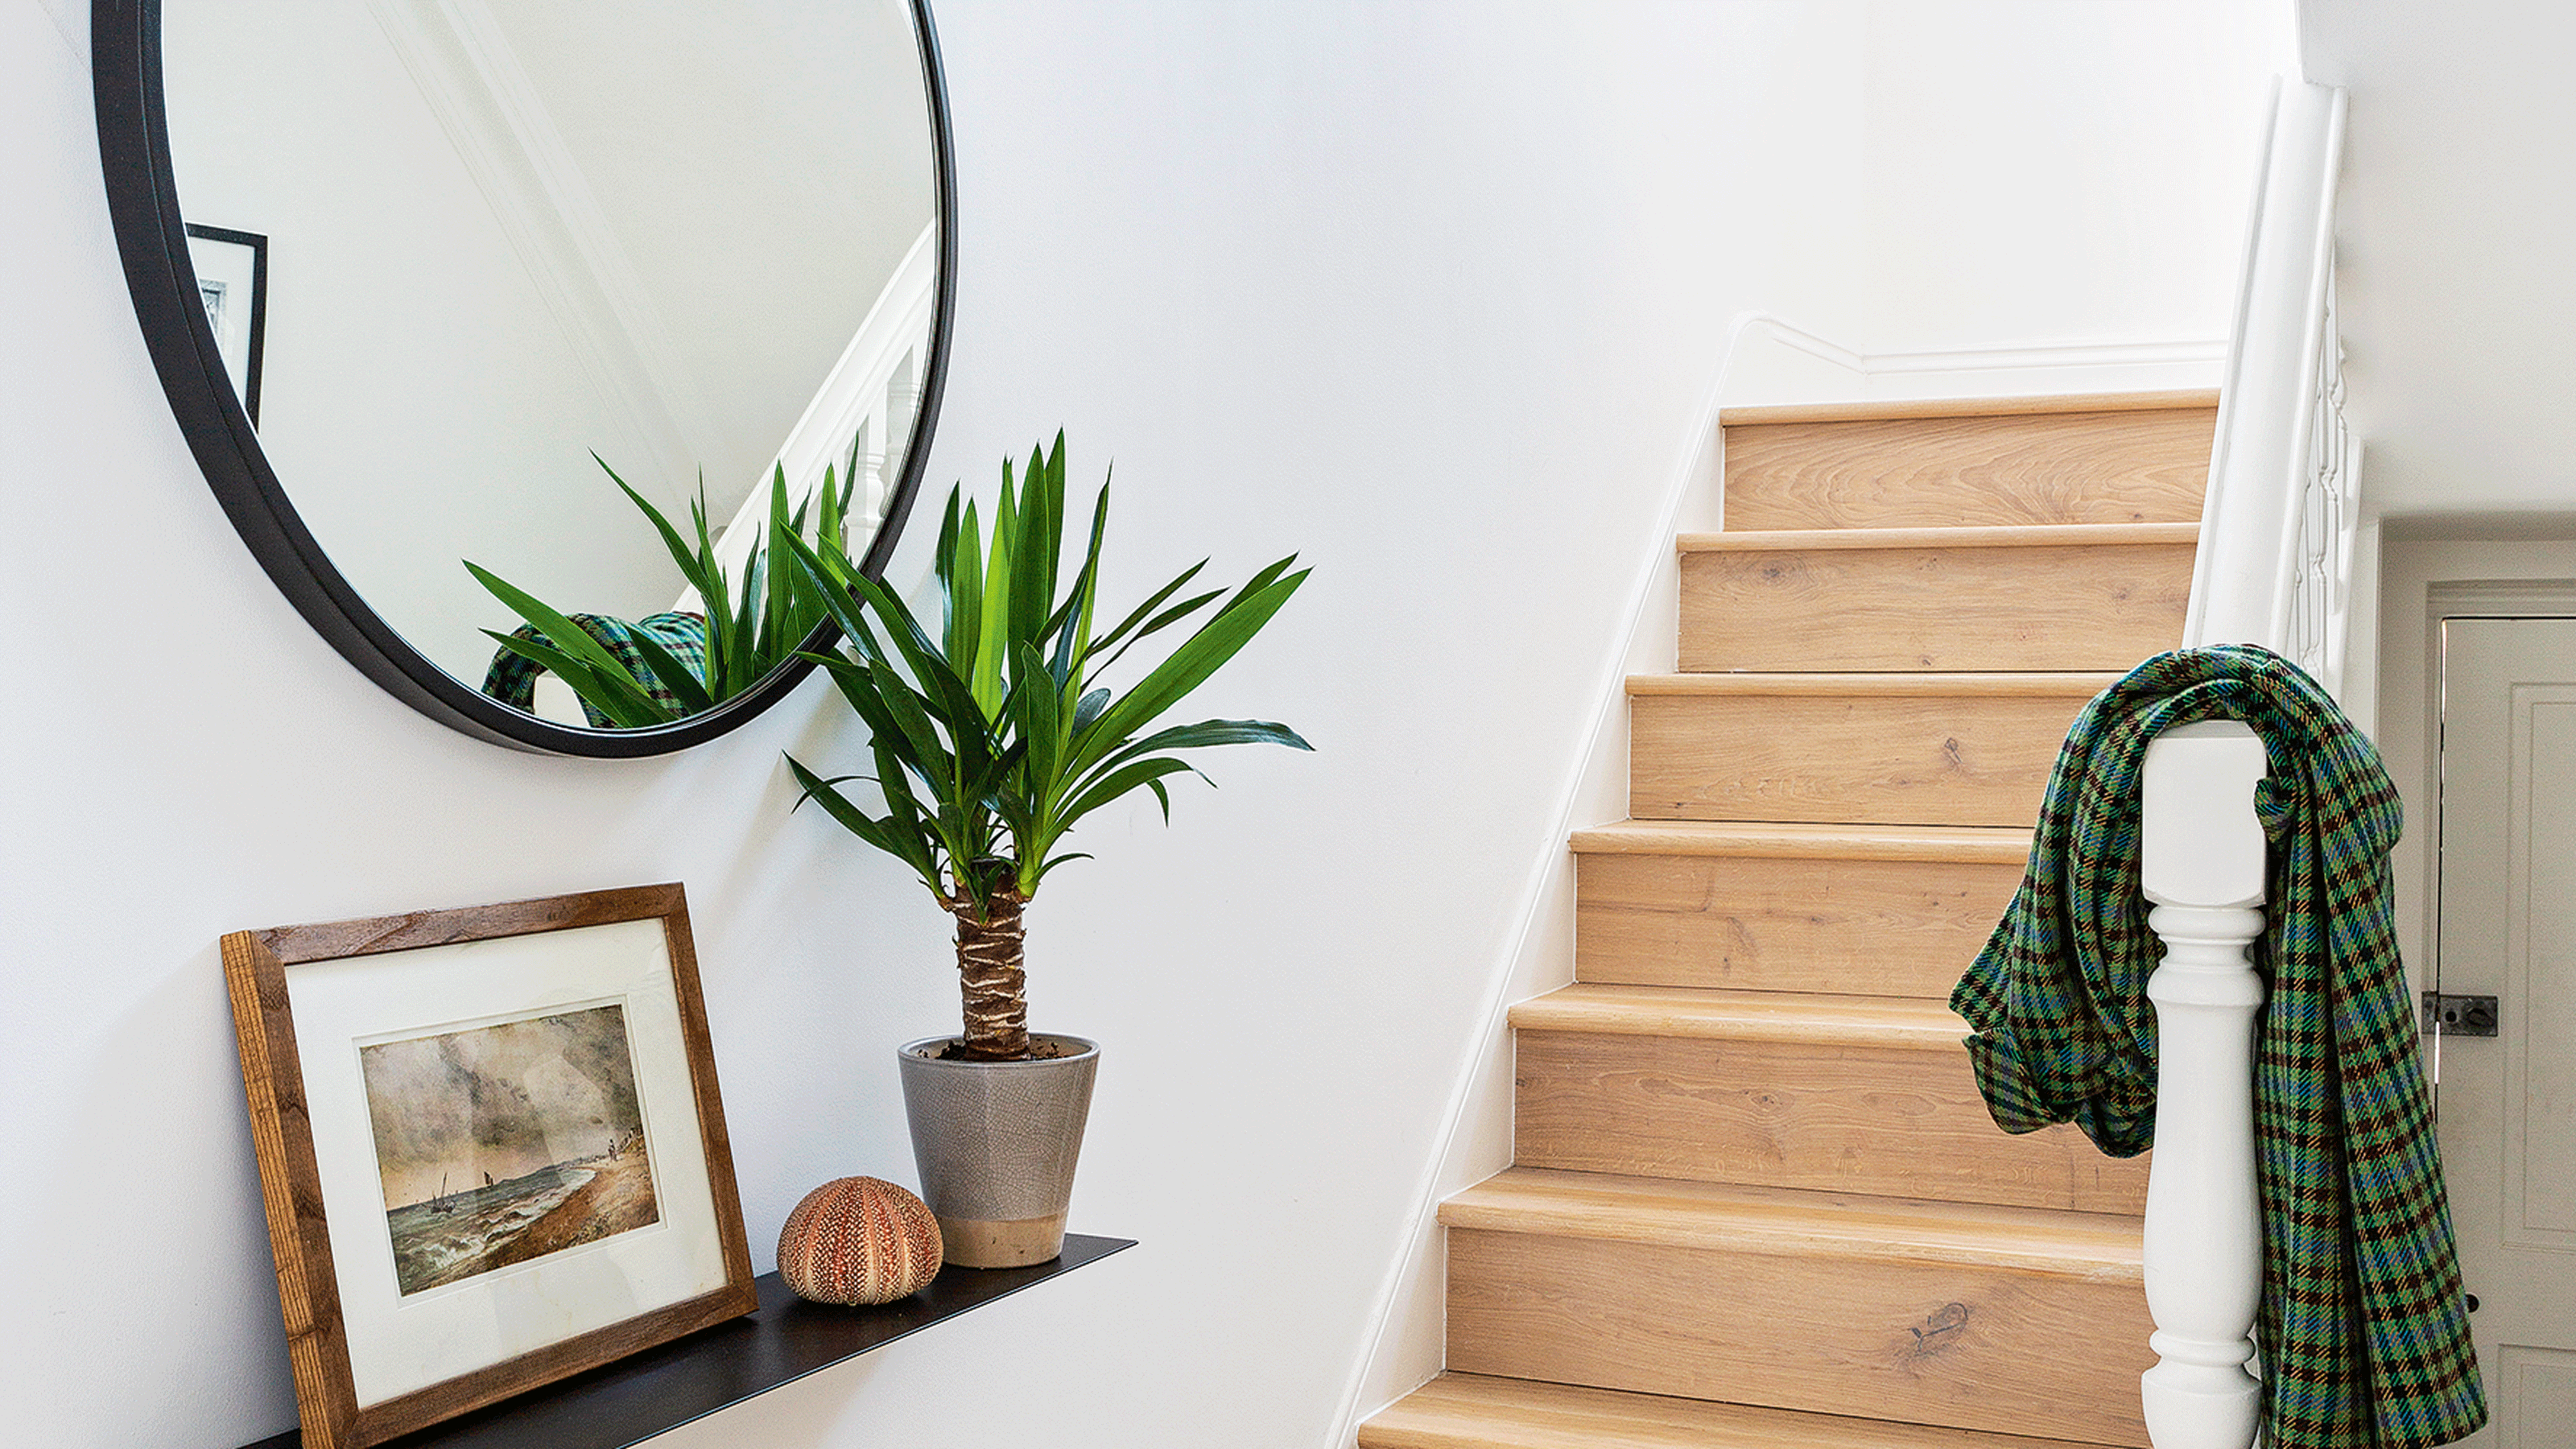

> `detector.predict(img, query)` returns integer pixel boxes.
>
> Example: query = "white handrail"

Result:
[680,219,940,610]
[2137,77,2351,1449]
[2185,80,2355,687]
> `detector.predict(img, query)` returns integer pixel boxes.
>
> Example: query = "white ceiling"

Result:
[2305,0,2576,521]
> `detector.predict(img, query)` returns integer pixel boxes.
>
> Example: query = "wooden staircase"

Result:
[1361,393,2219,1449]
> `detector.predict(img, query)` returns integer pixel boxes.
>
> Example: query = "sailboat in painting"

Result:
[364,1004,661,1294]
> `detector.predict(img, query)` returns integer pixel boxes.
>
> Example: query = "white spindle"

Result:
[2139,720,2271,1449]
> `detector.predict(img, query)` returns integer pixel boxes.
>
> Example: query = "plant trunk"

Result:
[952,889,1030,1060]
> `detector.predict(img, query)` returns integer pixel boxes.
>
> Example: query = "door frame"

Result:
[2373,537,2576,1020]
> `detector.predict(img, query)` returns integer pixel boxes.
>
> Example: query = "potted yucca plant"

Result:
[780,433,1308,1265]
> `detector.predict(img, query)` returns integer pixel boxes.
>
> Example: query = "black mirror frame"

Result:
[92,0,958,757]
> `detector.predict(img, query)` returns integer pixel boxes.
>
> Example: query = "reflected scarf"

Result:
[1952,644,2485,1449]
[479,611,708,727]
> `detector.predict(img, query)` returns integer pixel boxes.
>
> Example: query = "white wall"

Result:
[2,3,2277,1447]
[1724,0,2292,404]
[2305,0,2576,521]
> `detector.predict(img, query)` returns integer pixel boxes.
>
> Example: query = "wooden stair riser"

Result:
[1678,540,2191,673]
[1513,1030,2147,1214]
[1575,852,2022,997]
[1360,1373,2125,1449]
[1446,1228,2153,1447]
[1629,689,2091,827]
[1721,407,2215,531]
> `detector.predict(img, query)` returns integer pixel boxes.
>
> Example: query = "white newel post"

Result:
[2138,720,2272,1449]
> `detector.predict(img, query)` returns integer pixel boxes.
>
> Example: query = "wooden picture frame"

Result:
[221,885,757,1449]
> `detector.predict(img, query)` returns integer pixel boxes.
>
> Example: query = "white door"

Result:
[2436,616,2576,1446]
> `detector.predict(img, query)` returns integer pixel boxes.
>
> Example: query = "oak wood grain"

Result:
[1575,851,2020,997]
[1677,538,2192,672]
[1628,685,2095,826]
[223,930,359,1449]
[1677,522,2203,551]
[1718,390,2218,426]
[1627,671,2117,698]
[1568,819,2033,862]
[1446,1227,2153,1447]
[254,883,686,964]
[1439,1168,2141,1275]
[1512,1028,2148,1213]
[1509,984,1971,1049]
[1722,407,2215,530]
[1360,1373,2130,1449]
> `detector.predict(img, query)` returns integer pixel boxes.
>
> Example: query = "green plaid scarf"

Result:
[479,611,708,727]
[1952,644,2484,1449]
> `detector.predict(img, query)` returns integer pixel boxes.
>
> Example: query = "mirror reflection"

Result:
[159,0,940,726]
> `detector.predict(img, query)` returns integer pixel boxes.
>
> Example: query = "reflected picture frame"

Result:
[221,885,756,1449]
[183,222,266,424]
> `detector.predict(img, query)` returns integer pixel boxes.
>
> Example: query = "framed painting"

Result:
[221,885,757,1449]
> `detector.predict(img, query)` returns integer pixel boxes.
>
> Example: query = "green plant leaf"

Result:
[1009,434,1063,654]
[785,755,943,898]
[1011,641,1064,815]
[465,563,673,726]
[973,475,1017,717]
[837,563,996,766]
[865,654,958,788]
[1087,587,1227,679]
[1090,559,1208,656]
[762,467,798,661]
[1090,717,1314,778]
[593,454,720,607]
[478,630,663,729]
[624,628,714,713]
[1058,756,1199,833]
[1068,564,1309,779]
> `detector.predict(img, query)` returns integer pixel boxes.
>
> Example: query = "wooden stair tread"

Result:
[1677,521,2199,552]
[1360,1374,2127,1449]
[1717,390,2219,427]
[1510,983,1967,1046]
[1441,1167,2140,1279]
[1628,671,2120,697]
[1569,819,2032,862]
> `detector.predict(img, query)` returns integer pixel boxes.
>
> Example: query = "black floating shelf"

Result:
[237,1235,1134,1449]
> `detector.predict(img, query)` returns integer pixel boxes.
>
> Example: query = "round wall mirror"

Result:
[93,0,956,755]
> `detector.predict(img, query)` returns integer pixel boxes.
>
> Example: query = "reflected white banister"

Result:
[682,219,940,609]
[2139,76,2351,1449]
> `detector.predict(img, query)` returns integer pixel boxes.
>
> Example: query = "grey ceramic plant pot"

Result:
[896,1034,1099,1269]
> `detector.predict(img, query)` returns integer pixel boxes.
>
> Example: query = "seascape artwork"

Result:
[361,1002,660,1295]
